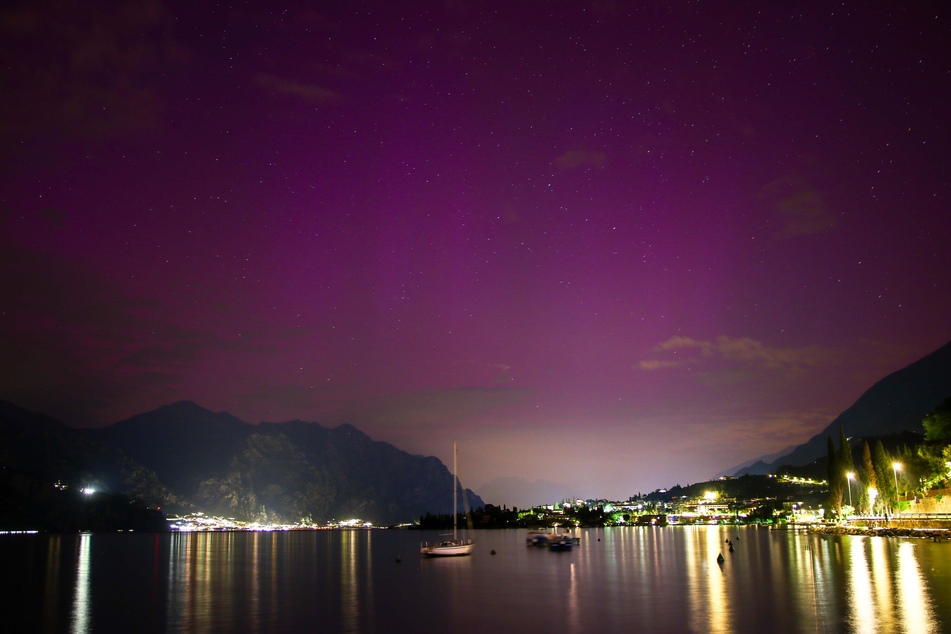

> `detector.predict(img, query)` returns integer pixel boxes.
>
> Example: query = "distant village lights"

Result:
[167,512,378,531]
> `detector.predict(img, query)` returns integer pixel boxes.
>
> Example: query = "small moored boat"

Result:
[548,535,575,550]
[526,529,580,549]
[420,538,475,557]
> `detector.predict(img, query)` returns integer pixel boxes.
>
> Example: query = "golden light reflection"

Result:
[364,530,375,625]
[869,538,895,630]
[269,532,279,628]
[704,528,729,633]
[847,538,876,632]
[70,533,91,634]
[896,541,937,633]
[802,534,839,631]
[567,562,580,633]
[183,532,214,628]
[685,528,730,634]
[782,532,818,629]
[341,530,359,632]
[251,533,261,632]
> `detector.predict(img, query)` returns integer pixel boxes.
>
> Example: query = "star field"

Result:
[2,1,950,505]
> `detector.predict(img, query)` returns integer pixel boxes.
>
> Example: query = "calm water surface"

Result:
[2,526,950,633]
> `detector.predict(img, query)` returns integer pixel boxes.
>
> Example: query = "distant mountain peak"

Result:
[153,401,232,417]
[115,401,248,429]
[331,422,367,437]
[160,400,205,411]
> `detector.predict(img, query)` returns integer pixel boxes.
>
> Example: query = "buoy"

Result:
[729,544,734,553]
[396,556,401,563]
[717,553,724,563]
[491,549,496,555]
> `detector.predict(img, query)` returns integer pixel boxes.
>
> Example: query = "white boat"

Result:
[421,441,475,557]
[420,539,474,557]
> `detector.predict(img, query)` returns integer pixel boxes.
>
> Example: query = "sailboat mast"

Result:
[452,440,458,540]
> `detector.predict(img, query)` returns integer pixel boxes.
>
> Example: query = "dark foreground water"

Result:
[2,526,950,633]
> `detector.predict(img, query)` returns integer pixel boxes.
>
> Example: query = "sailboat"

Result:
[420,441,475,557]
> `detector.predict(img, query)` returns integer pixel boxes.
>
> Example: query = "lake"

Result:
[2,526,949,633]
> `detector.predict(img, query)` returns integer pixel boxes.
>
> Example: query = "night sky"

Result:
[2,1,950,506]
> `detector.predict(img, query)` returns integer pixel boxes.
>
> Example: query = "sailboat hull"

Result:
[420,540,474,557]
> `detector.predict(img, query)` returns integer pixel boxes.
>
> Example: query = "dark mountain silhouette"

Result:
[0,400,173,501]
[736,340,951,475]
[61,400,483,525]
[85,401,250,496]
[0,401,171,531]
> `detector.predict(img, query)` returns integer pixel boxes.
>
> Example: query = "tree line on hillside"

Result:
[827,397,951,517]
[417,503,612,529]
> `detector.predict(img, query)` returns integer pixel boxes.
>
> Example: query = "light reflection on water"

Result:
[341,528,359,632]
[70,533,90,634]
[847,535,877,632]
[838,533,942,634]
[2,527,949,633]
[896,540,936,634]
[42,534,62,633]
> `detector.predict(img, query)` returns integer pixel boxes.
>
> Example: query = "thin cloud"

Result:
[759,174,838,238]
[255,73,341,103]
[637,359,683,370]
[0,0,175,144]
[640,335,844,373]
[553,150,607,170]
[677,409,835,462]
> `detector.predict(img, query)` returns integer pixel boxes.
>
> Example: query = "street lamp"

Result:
[846,471,854,511]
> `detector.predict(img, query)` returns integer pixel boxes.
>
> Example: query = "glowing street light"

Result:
[892,462,901,505]
[846,472,854,510]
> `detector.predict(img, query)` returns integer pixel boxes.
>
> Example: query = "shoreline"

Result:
[807,524,950,539]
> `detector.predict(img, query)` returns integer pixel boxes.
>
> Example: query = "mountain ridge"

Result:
[735,339,951,475]
[2,400,483,526]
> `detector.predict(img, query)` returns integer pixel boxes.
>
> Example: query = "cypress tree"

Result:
[827,436,842,513]
[839,425,854,476]
[872,439,895,512]
[862,440,878,514]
